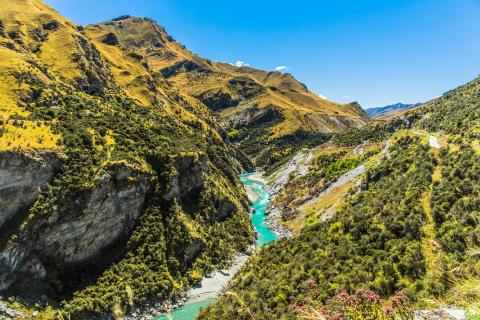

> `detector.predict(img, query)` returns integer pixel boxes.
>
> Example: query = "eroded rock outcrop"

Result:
[163,153,207,204]
[0,161,153,290]
[0,150,63,230]
[29,162,153,264]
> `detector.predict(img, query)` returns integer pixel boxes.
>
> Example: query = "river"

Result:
[155,172,278,320]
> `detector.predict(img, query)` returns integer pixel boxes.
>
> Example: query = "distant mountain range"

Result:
[366,102,421,117]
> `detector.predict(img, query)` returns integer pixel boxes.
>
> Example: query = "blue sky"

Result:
[45,0,480,108]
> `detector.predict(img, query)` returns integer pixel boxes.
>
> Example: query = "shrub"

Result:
[295,289,414,320]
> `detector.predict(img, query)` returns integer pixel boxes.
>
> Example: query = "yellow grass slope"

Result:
[0,0,221,151]
[0,0,75,150]
[84,17,370,140]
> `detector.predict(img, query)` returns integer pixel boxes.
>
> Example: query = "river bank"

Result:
[244,172,293,239]
[143,172,278,320]
[126,251,255,320]
[186,254,250,304]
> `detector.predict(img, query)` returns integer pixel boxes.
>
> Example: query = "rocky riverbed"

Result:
[265,207,293,238]
[245,173,292,239]
[127,172,276,320]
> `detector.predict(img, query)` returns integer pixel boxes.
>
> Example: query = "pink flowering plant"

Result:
[293,282,413,320]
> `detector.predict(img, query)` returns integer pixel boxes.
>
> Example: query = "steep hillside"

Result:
[199,77,480,319]
[0,0,255,318]
[266,140,382,234]
[83,17,369,168]
[407,76,480,143]
[200,135,437,319]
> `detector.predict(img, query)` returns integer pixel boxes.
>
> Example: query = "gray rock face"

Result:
[0,245,45,291]
[163,154,207,203]
[216,197,236,221]
[219,105,281,130]
[32,164,152,264]
[0,162,152,290]
[0,300,25,319]
[414,308,466,320]
[183,239,203,268]
[0,150,63,230]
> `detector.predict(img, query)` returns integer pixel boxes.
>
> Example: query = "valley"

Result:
[0,1,479,320]
[155,173,278,320]
[198,77,480,319]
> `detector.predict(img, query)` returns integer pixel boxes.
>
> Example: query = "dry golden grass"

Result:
[83,16,369,141]
[0,0,369,157]
[431,164,442,182]
[0,120,60,151]
[0,0,91,151]
[298,181,354,231]
[85,25,157,106]
[422,248,480,313]
[471,140,480,154]
[38,25,82,81]
[0,47,61,151]
[0,48,38,118]
[419,183,444,299]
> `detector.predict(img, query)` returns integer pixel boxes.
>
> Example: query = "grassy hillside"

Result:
[83,17,370,168]
[0,0,254,318]
[199,76,480,319]
[199,136,437,319]
[271,141,382,233]
[408,77,480,143]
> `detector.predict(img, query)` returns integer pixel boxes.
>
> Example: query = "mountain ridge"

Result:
[366,102,421,118]
[3,1,478,319]
[0,1,370,317]
[83,15,370,167]
[0,1,255,318]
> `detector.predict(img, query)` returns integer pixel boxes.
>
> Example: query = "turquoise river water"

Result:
[155,172,278,320]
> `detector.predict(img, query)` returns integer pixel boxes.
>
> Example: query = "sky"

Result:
[45,0,480,108]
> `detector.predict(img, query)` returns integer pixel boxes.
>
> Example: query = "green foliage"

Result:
[418,145,480,299]
[432,146,480,257]
[295,289,414,320]
[199,137,436,319]
[333,123,393,147]
[227,128,245,141]
[322,156,361,181]
[11,62,253,317]
[467,311,480,320]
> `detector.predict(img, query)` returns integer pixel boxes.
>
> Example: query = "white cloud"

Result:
[316,93,328,100]
[275,66,289,71]
[341,95,351,99]
[232,60,249,67]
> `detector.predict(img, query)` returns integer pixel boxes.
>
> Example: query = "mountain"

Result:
[3,0,478,319]
[0,0,372,318]
[365,102,421,118]
[198,77,480,319]
[83,16,370,167]
[0,0,255,318]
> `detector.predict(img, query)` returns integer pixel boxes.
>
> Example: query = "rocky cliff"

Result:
[0,0,253,318]
[0,161,152,292]
[0,150,63,232]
